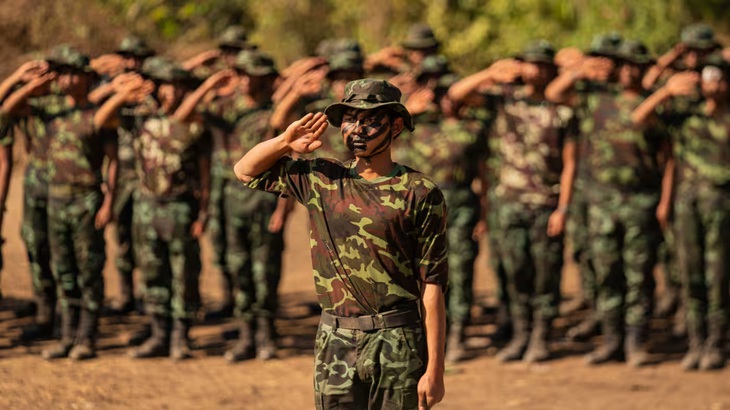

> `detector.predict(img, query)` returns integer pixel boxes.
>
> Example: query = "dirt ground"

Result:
[0,170,728,410]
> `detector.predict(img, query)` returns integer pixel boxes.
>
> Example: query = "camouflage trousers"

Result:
[442,188,480,324]
[113,179,136,287]
[588,191,660,328]
[314,322,426,409]
[498,201,563,322]
[133,195,201,319]
[658,221,681,293]
[568,185,597,303]
[207,173,228,272]
[674,183,730,330]
[223,182,283,321]
[21,189,54,303]
[47,188,106,313]
[487,189,509,310]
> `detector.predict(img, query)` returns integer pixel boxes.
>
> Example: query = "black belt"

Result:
[320,303,421,332]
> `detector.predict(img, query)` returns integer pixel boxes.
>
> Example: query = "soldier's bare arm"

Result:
[94,74,152,129]
[418,282,446,410]
[1,71,56,117]
[548,140,576,237]
[448,59,522,103]
[191,150,211,238]
[632,72,700,126]
[96,134,118,229]
[0,60,49,103]
[234,112,328,183]
[642,43,685,90]
[173,70,234,123]
[657,141,675,230]
[0,144,11,234]
[181,49,222,71]
[546,57,613,106]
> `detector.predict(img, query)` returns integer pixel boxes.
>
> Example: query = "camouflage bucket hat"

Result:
[616,40,654,65]
[517,40,556,65]
[218,25,249,49]
[416,54,450,81]
[240,53,278,77]
[117,35,155,58]
[699,53,730,79]
[141,56,191,83]
[46,44,94,73]
[327,51,364,76]
[681,24,720,51]
[402,24,439,50]
[588,33,623,58]
[324,79,415,131]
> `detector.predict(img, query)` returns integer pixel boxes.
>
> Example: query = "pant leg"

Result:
[699,186,730,328]
[250,208,284,320]
[498,202,533,324]
[365,326,426,409]
[48,196,81,314]
[443,188,480,324]
[224,186,255,322]
[21,192,55,303]
[589,201,626,322]
[487,189,510,309]
[70,190,105,313]
[621,194,660,329]
[134,198,172,317]
[114,186,136,285]
[569,187,596,302]
[675,190,706,330]
[529,207,564,322]
[313,323,365,409]
[165,199,201,320]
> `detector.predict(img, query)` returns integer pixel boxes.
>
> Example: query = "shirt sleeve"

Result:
[413,186,449,291]
[245,156,314,204]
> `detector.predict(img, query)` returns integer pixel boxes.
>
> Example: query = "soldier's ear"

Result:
[390,116,404,138]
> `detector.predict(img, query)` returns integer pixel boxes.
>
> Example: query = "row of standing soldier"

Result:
[0,23,728,372]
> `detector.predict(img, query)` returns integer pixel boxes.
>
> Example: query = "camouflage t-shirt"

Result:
[393,115,488,189]
[203,89,253,180]
[247,158,448,316]
[662,102,730,187]
[29,99,112,187]
[488,86,577,207]
[579,91,665,192]
[128,111,211,198]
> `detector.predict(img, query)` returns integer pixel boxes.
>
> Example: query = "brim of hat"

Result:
[324,101,415,132]
[683,40,721,51]
[516,55,556,65]
[587,51,618,59]
[116,50,155,58]
[245,68,278,77]
[617,56,655,66]
[218,42,247,50]
[402,39,440,50]
[47,60,95,74]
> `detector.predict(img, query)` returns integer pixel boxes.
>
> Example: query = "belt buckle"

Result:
[357,315,376,332]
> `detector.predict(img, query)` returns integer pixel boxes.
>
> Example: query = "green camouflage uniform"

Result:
[128,110,210,320]
[15,96,60,313]
[205,92,283,322]
[581,91,665,330]
[662,101,730,344]
[0,112,12,299]
[247,156,447,408]
[490,86,575,326]
[393,114,487,325]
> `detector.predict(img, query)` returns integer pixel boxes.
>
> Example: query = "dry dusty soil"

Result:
[1,171,728,410]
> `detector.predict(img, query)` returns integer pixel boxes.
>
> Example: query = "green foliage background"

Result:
[2,0,730,75]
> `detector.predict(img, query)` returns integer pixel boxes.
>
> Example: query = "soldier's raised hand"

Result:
[489,59,523,84]
[284,112,328,154]
[13,60,49,83]
[582,57,614,82]
[182,49,221,70]
[665,72,699,96]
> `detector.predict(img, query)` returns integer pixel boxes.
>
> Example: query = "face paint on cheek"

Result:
[342,111,391,153]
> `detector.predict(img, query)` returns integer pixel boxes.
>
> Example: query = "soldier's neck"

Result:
[354,152,395,181]
[704,98,729,116]
[523,84,547,101]
[65,93,90,108]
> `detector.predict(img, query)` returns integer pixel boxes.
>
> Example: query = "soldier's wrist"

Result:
[556,205,568,214]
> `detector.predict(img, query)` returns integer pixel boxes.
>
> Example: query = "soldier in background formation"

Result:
[0,22,728,373]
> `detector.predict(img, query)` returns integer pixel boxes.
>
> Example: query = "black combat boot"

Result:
[170,319,193,361]
[445,320,467,363]
[20,295,56,341]
[496,315,530,363]
[69,309,99,361]
[41,306,79,360]
[128,315,171,358]
[585,314,624,365]
[681,321,704,371]
[225,319,256,363]
[255,316,277,361]
[523,318,551,363]
[624,325,651,367]
[699,319,726,371]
